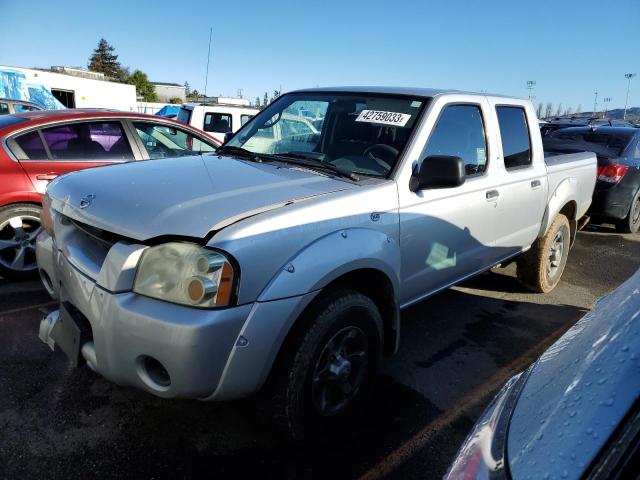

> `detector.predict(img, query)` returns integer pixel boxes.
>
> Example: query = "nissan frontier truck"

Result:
[36,87,597,442]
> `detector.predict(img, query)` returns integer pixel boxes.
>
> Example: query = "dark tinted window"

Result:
[240,114,252,126]
[41,121,134,161]
[0,103,9,115]
[15,131,47,160]
[496,106,531,169]
[422,104,488,175]
[204,112,232,133]
[543,129,635,160]
[176,107,191,124]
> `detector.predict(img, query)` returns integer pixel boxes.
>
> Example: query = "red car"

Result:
[0,109,221,279]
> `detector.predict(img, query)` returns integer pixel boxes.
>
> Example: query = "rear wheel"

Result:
[267,289,383,444]
[0,204,42,280]
[615,189,640,234]
[517,213,570,293]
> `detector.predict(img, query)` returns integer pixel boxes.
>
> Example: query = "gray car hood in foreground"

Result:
[46,155,357,240]
[508,269,640,479]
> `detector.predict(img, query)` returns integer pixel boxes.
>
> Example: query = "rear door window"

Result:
[14,131,48,160]
[0,103,9,115]
[496,106,532,169]
[204,112,232,133]
[14,104,40,113]
[176,107,191,124]
[422,104,488,176]
[40,121,134,161]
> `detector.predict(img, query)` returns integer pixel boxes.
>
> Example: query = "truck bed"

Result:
[544,151,597,220]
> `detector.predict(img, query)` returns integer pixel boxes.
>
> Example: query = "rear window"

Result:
[204,112,232,133]
[543,129,634,159]
[496,106,532,169]
[240,114,253,126]
[176,108,191,124]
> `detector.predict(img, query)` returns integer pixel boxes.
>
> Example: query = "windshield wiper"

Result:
[216,145,273,162]
[273,152,360,181]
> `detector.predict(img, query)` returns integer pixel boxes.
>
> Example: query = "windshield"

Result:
[543,129,634,159]
[225,92,427,177]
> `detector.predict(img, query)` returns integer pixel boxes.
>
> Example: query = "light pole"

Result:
[624,73,637,121]
[603,97,612,116]
[527,80,536,100]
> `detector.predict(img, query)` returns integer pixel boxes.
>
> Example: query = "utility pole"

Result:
[527,80,536,100]
[204,27,213,99]
[593,90,598,116]
[237,88,243,99]
[603,97,612,116]
[624,73,637,121]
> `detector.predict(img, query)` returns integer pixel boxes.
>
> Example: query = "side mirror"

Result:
[409,155,465,192]
[223,131,234,144]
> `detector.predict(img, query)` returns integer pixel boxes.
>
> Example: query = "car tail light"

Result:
[597,164,628,184]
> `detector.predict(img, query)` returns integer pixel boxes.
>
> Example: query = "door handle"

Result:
[531,179,542,189]
[486,189,500,200]
[36,173,59,181]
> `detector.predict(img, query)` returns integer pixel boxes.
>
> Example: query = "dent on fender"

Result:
[257,227,401,302]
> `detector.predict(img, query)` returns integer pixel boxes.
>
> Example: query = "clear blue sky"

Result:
[1,0,638,111]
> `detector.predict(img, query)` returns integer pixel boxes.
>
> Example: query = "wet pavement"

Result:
[1,226,639,479]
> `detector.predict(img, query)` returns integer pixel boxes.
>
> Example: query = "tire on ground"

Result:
[517,213,570,293]
[615,189,640,234]
[265,288,383,444]
[0,203,42,281]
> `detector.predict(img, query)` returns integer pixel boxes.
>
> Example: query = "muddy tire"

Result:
[615,189,640,234]
[517,213,570,293]
[0,204,42,281]
[266,289,383,445]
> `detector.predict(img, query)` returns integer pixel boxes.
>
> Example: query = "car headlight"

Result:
[133,242,237,308]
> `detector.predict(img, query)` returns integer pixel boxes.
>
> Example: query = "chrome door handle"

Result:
[486,190,500,200]
[531,179,542,189]
[36,173,59,181]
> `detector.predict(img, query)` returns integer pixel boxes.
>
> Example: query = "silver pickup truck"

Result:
[36,87,596,441]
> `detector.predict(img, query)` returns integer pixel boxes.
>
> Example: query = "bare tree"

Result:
[564,106,573,116]
[545,102,553,118]
[576,104,582,116]
[555,103,563,117]
[536,102,543,118]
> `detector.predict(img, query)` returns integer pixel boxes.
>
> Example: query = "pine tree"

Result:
[184,81,191,97]
[263,92,269,107]
[127,70,157,102]
[255,96,261,108]
[88,38,122,79]
[536,102,543,118]
[555,103,563,117]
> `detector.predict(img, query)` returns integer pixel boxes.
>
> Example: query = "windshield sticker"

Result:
[355,110,411,127]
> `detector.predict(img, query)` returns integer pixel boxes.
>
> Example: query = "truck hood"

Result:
[47,155,357,241]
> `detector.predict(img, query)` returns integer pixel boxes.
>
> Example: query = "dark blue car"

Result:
[544,126,640,233]
[446,268,640,479]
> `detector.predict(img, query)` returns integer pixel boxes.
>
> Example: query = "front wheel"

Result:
[517,213,570,293]
[615,189,640,234]
[0,204,42,281]
[267,289,383,444]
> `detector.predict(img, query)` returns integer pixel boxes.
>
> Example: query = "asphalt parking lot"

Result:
[1,225,639,480]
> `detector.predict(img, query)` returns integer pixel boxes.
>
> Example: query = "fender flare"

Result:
[258,227,401,302]
[538,177,578,243]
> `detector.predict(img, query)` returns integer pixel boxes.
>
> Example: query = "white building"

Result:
[0,65,137,111]
[151,82,186,102]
